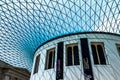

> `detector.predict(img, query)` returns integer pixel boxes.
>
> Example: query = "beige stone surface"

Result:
[0,60,30,80]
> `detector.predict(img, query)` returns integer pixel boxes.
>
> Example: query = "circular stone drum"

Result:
[30,32,120,80]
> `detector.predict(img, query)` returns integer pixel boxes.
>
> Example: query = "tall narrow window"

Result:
[45,48,55,69]
[116,44,120,56]
[91,43,106,65]
[33,54,40,74]
[66,43,80,66]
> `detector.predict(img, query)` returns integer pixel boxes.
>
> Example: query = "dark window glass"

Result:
[45,49,55,69]
[73,46,80,65]
[33,54,40,74]
[91,45,99,64]
[97,45,106,64]
[48,51,53,69]
[117,45,120,56]
[119,47,120,55]
[119,47,120,53]
[67,47,72,66]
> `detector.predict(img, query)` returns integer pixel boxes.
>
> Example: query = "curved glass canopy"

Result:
[0,0,120,71]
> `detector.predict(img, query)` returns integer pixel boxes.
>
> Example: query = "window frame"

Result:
[45,48,55,70]
[66,43,80,66]
[33,54,40,74]
[91,42,107,65]
[116,44,120,56]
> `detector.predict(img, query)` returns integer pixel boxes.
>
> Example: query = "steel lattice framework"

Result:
[0,0,120,71]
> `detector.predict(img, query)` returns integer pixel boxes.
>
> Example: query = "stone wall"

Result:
[0,60,30,80]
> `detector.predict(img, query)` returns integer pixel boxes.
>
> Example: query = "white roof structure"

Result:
[0,0,120,70]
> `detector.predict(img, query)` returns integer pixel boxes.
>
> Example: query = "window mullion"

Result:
[96,45,101,64]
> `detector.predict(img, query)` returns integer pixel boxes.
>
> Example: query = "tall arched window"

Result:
[33,54,40,74]
[66,43,80,66]
[45,48,55,69]
[91,43,106,65]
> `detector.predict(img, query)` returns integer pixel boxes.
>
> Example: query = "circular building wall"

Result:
[31,32,120,80]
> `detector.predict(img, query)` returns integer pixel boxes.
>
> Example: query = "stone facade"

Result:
[0,60,30,80]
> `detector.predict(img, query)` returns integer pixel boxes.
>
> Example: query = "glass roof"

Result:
[0,0,120,71]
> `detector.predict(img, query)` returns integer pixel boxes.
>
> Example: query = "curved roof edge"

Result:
[34,31,120,54]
